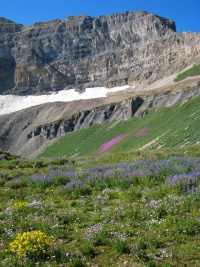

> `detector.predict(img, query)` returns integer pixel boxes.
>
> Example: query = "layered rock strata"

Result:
[0,11,199,94]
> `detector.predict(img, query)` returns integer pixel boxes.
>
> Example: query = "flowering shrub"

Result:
[10,230,53,257]
[12,201,28,210]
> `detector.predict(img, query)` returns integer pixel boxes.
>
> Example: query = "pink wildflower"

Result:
[135,127,149,137]
[97,134,127,154]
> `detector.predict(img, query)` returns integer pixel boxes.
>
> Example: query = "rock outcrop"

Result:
[0,11,200,94]
[26,97,144,140]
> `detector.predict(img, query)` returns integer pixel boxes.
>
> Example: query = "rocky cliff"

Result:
[1,11,200,94]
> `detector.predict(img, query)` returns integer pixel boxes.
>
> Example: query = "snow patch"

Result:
[0,85,131,115]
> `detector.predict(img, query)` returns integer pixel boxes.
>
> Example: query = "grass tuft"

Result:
[174,64,200,82]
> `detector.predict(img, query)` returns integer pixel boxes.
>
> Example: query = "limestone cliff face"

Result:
[1,11,199,94]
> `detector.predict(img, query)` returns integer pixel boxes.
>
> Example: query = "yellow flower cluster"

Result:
[10,230,53,257]
[12,201,28,210]
[45,189,55,193]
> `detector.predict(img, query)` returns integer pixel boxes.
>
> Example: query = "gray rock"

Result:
[1,11,199,94]
[0,154,6,160]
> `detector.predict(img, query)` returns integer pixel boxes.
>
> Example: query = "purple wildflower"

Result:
[166,171,200,193]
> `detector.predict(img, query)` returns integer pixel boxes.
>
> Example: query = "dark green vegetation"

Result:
[39,95,200,159]
[0,94,200,266]
[174,64,200,82]
[0,149,16,161]
[0,153,199,266]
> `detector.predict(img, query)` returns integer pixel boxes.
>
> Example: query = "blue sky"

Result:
[0,0,199,33]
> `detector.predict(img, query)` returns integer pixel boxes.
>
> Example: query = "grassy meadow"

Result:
[0,152,200,267]
[39,95,200,158]
[0,94,200,267]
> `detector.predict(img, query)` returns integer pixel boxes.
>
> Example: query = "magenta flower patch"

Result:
[97,134,127,154]
[135,127,149,137]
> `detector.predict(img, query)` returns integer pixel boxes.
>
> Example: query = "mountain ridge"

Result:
[1,11,199,95]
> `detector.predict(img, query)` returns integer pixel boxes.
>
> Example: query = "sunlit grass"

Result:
[39,95,200,159]
[174,64,200,82]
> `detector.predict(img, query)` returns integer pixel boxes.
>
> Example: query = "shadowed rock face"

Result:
[1,11,199,95]
[26,97,144,140]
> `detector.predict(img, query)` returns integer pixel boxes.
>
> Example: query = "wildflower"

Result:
[96,134,127,154]
[12,201,28,210]
[10,230,53,258]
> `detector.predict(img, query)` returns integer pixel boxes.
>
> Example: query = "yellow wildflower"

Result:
[10,230,53,257]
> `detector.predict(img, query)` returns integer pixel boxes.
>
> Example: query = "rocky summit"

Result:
[0,11,199,95]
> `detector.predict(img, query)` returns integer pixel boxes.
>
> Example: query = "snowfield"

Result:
[0,85,131,115]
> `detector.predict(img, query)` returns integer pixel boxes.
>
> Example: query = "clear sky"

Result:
[0,0,199,33]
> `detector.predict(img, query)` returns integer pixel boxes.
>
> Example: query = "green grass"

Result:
[39,95,200,159]
[174,64,200,82]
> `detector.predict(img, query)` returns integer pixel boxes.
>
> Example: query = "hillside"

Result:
[0,78,199,159]
[39,94,200,159]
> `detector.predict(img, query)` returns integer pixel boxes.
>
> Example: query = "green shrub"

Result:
[112,239,129,254]
[52,176,71,186]
[69,256,85,267]
[80,241,95,258]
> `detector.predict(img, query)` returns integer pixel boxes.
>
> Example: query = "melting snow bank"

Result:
[0,85,131,115]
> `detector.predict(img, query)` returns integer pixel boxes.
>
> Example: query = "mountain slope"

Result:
[0,80,199,159]
[39,93,200,158]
